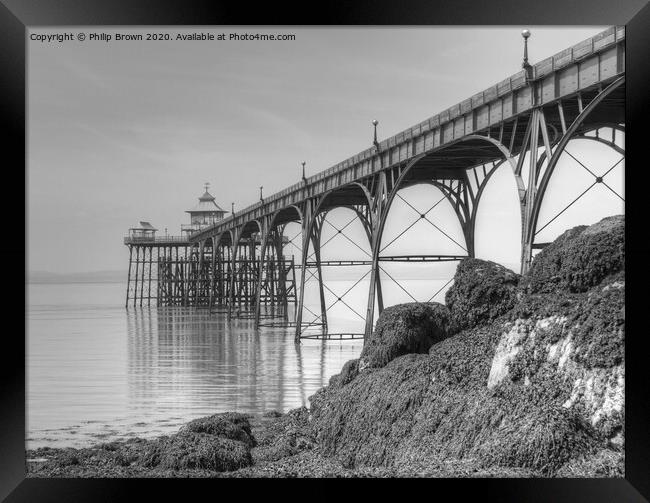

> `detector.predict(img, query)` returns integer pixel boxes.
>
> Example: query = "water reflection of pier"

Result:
[125,307,362,419]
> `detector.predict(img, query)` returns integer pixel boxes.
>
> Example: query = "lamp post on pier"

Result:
[372,119,379,149]
[522,29,532,80]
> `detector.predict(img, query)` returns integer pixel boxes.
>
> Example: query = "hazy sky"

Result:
[27,26,624,274]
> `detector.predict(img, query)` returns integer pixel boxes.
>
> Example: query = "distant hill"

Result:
[28,270,126,284]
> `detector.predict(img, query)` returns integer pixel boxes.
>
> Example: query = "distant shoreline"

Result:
[28,279,126,285]
[27,262,520,286]
[27,276,515,285]
[27,270,127,285]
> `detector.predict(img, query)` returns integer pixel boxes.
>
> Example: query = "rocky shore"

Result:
[27,215,624,478]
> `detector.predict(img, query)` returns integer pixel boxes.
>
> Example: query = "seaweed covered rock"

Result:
[328,358,360,389]
[469,398,593,474]
[52,449,81,467]
[310,324,594,474]
[181,412,256,447]
[310,353,436,468]
[253,407,315,463]
[135,413,256,472]
[140,433,252,471]
[445,258,520,333]
[555,448,624,477]
[507,239,625,445]
[522,215,624,294]
[132,412,258,471]
[488,287,623,440]
[358,303,449,370]
[492,275,624,438]
[567,274,625,370]
[309,216,625,476]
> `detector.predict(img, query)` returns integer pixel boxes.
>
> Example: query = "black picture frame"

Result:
[3,0,649,500]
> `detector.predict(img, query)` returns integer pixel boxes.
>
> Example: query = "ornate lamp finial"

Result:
[301,161,306,181]
[372,119,379,148]
[231,202,235,215]
[521,29,531,71]
[259,186,264,201]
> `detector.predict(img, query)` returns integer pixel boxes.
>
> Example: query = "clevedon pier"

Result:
[124,27,625,343]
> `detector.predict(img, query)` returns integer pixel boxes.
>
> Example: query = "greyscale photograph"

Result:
[26,26,624,477]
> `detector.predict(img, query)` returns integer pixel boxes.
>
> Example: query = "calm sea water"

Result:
[27,278,450,449]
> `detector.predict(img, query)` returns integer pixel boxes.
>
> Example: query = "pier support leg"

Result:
[295,209,328,343]
[194,241,204,308]
[274,231,289,321]
[209,236,217,311]
[520,109,541,275]
[312,232,328,333]
[125,246,133,308]
[133,246,140,308]
[254,224,270,328]
[139,246,146,307]
[364,249,381,339]
[365,172,388,340]
[294,202,318,343]
[228,228,243,319]
[147,246,153,307]
[294,237,309,342]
